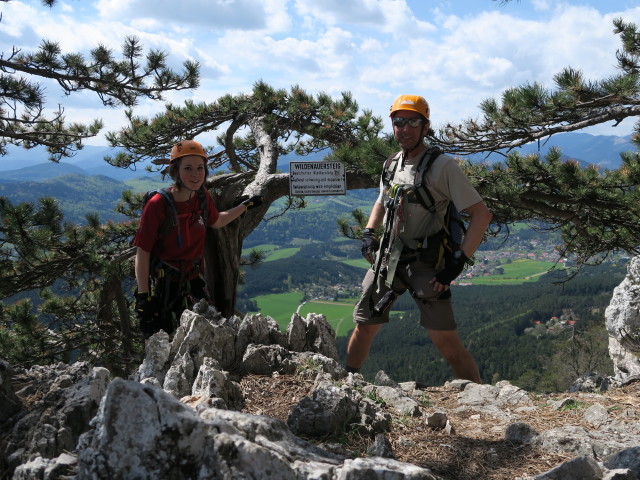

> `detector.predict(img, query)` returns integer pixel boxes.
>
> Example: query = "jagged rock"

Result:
[173,310,239,371]
[532,455,602,480]
[135,329,172,383]
[0,359,21,425]
[605,256,640,384]
[189,357,244,411]
[367,433,394,458]
[364,384,422,417]
[2,362,109,474]
[338,457,441,479]
[603,446,640,476]
[287,312,339,361]
[137,310,341,398]
[427,411,448,430]
[539,426,596,457]
[237,313,288,354]
[583,403,609,427]
[291,351,346,380]
[505,422,540,445]
[569,372,611,393]
[375,370,400,388]
[241,343,297,375]
[11,452,77,480]
[456,381,532,421]
[77,378,437,480]
[287,313,308,352]
[287,374,360,437]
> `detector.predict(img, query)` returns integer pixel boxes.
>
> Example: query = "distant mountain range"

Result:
[0,132,635,183]
[0,145,152,182]
[477,131,635,169]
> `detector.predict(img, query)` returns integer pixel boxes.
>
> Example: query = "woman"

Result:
[133,139,262,339]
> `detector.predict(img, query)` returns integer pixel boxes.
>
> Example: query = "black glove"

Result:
[135,290,155,325]
[361,228,379,264]
[434,250,468,286]
[242,195,264,211]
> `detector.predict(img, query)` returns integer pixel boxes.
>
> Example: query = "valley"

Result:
[0,134,633,390]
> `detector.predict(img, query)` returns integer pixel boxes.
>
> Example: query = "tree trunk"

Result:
[202,168,376,318]
[204,222,242,318]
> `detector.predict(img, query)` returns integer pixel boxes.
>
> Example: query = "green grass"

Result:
[299,300,356,337]
[469,259,558,285]
[250,292,356,337]
[241,245,301,262]
[264,247,300,261]
[252,292,304,327]
[341,258,371,269]
[242,243,280,255]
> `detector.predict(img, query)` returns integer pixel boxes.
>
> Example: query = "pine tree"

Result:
[107,82,386,317]
[0,0,199,371]
[436,18,640,271]
[0,0,199,161]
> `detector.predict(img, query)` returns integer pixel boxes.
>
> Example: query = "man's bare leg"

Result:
[427,329,482,383]
[345,323,383,371]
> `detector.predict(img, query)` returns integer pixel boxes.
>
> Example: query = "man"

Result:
[345,95,492,383]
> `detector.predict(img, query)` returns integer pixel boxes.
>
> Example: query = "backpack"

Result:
[141,187,209,251]
[381,147,468,265]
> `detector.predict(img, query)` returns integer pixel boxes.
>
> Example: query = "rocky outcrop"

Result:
[74,377,441,480]
[1,361,110,478]
[605,256,640,384]
[2,291,640,479]
[0,360,21,425]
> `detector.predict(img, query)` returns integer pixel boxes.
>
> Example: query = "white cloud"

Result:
[96,0,266,29]
[294,0,386,27]
[2,0,638,140]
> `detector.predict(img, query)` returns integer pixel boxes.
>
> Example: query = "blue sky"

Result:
[1,0,639,147]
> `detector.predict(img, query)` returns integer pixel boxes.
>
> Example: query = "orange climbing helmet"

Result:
[389,95,430,119]
[169,140,208,164]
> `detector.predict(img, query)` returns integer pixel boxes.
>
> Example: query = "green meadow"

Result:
[469,259,558,285]
[242,244,300,262]
[247,252,560,332]
[251,292,356,337]
[341,258,370,269]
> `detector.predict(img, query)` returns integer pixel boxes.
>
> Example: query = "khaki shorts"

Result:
[353,261,456,331]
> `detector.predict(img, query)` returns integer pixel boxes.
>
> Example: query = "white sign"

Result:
[289,161,346,196]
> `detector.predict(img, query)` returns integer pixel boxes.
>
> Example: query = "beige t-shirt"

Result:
[377,150,482,248]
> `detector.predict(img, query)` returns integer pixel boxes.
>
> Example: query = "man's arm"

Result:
[361,201,386,264]
[459,200,492,258]
[430,200,492,292]
[366,201,386,229]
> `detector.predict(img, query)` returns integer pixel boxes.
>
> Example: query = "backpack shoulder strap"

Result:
[155,188,178,237]
[381,152,401,189]
[413,146,443,213]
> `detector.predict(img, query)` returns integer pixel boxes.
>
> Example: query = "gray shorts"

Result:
[353,261,456,331]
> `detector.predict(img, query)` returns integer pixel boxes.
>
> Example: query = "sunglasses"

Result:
[392,117,424,128]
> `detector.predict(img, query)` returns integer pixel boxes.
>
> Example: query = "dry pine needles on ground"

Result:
[240,374,640,480]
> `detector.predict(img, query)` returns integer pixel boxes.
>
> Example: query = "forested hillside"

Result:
[0,174,167,224]
[337,262,625,391]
